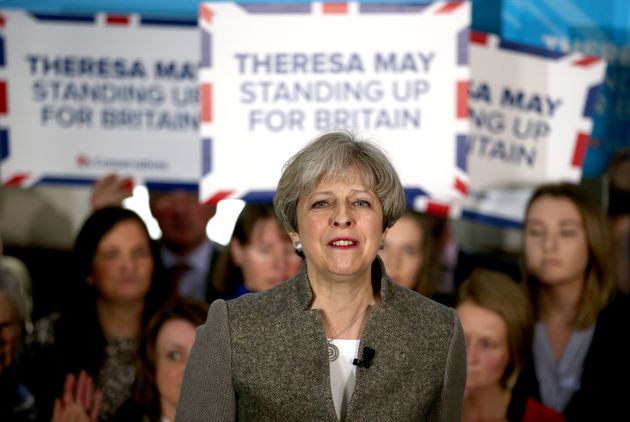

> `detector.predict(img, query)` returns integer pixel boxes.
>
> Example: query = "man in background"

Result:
[91,174,224,303]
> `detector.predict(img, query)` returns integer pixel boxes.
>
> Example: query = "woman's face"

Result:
[524,195,589,288]
[155,318,196,419]
[291,169,385,283]
[457,302,510,394]
[379,215,424,289]
[0,293,20,373]
[91,220,153,304]
[231,217,302,292]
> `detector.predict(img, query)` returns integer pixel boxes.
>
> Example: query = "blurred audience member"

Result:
[606,148,630,293]
[20,206,167,421]
[1,236,33,331]
[0,267,37,422]
[457,268,564,422]
[90,174,223,303]
[113,297,208,422]
[379,210,437,296]
[516,182,630,421]
[212,204,302,297]
[380,210,457,305]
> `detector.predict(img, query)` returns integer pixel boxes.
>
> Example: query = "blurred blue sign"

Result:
[502,0,630,176]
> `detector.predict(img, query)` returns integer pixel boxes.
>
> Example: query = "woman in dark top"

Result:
[212,203,302,297]
[515,182,630,421]
[20,206,167,421]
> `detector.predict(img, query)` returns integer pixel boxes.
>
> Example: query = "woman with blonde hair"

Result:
[517,182,630,421]
[457,268,564,422]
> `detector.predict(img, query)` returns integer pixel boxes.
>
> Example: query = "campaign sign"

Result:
[0,11,204,189]
[501,0,630,177]
[465,32,606,224]
[198,2,470,215]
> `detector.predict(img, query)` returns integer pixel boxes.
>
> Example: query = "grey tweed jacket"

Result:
[176,259,466,421]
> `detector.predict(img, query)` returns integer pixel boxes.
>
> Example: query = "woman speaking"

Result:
[176,131,466,421]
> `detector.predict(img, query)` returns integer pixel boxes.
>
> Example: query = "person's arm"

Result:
[175,299,236,421]
[431,309,467,422]
[90,173,133,210]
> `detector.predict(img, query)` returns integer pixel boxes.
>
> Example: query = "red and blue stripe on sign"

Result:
[323,3,348,14]
[105,15,130,26]
[0,12,11,186]
[436,2,465,14]
[200,5,214,125]
[571,132,589,168]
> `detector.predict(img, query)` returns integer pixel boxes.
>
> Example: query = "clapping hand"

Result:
[51,370,103,422]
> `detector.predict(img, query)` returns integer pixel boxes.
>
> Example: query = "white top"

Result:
[533,321,595,412]
[328,339,360,421]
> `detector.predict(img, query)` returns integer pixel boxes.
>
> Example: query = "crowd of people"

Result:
[0,132,629,421]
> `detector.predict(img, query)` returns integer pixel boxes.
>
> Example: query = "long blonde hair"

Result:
[522,182,615,328]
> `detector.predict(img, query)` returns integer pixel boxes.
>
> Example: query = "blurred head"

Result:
[149,190,216,256]
[522,183,614,328]
[379,210,436,294]
[274,131,405,281]
[134,297,208,421]
[0,268,27,373]
[456,269,534,393]
[607,148,630,215]
[229,204,302,292]
[74,207,155,305]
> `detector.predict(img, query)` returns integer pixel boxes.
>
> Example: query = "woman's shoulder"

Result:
[386,280,456,320]
[382,280,459,341]
[225,278,300,316]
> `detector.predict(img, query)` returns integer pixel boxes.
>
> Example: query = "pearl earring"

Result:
[294,241,303,253]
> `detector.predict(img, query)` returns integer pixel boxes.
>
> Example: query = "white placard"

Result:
[464,32,606,225]
[198,1,470,215]
[0,11,204,189]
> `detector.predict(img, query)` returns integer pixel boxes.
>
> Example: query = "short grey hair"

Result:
[273,130,406,233]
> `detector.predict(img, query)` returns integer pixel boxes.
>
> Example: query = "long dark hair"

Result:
[212,203,290,295]
[57,206,167,376]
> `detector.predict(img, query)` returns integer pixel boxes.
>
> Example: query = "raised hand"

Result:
[90,173,134,210]
[51,370,104,422]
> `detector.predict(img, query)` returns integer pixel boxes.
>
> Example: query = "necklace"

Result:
[326,305,371,362]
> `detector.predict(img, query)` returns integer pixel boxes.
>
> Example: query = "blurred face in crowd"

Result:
[457,302,510,394]
[0,293,20,373]
[379,214,424,289]
[524,195,589,288]
[232,217,302,292]
[91,220,153,304]
[150,190,217,256]
[290,169,385,283]
[155,318,197,421]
